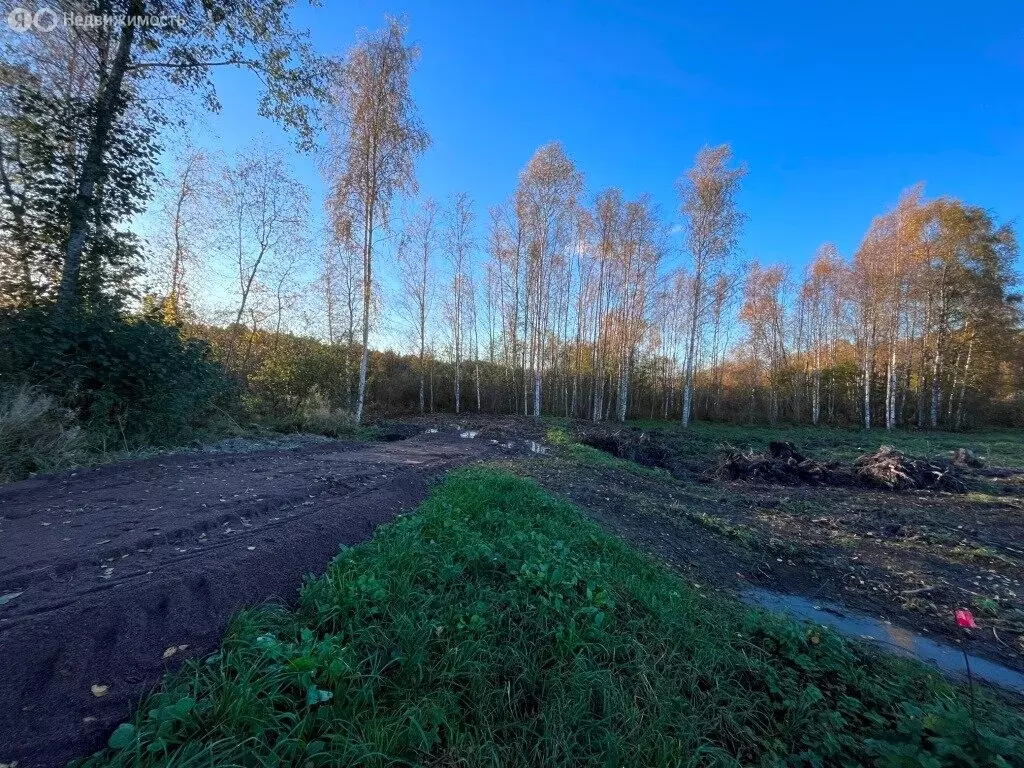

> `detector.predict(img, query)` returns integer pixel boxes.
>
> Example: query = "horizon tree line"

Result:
[2,11,1020,431]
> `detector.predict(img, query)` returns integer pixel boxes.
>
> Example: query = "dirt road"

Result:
[0,432,504,767]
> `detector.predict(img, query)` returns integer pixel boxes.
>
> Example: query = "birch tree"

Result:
[28,0,330,317]
[220,146,308,369]
[677,144,746,427]
[615,196,661,421]
[590,189,622,421]
[739,263,789,422]
[149,150,212,323]
[516,143,583,419]
[444,193,474,414]
[398,198,438,414]
[326,17,429,423]
[800,244,844,425]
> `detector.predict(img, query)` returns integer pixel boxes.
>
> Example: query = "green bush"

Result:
[260,390,362,438]
[0,308,233,454]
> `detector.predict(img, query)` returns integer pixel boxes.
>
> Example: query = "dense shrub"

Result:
[0,308,234,453]
[261,389,363,437]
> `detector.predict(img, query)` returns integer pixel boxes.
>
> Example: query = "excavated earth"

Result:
[505,429,1024,681]
[0,430,522,768]
[4,415,1023,765]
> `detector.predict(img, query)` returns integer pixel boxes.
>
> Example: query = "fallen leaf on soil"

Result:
[90,684,108,697]
[163,644,189,659]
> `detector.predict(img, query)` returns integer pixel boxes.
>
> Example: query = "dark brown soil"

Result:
[0,431,514,768]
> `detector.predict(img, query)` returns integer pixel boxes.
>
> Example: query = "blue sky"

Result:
[183,0,1023,291]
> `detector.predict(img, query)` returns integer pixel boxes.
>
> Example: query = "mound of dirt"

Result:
[855,446,966,492]
[718,441,844,486]
[578,431,673,470]
[375,422,423,442]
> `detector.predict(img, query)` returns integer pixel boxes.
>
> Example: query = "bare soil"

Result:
[0,430,520,768]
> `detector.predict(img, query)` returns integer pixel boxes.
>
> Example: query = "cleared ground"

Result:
[502,420,1024,671]
[72,468,1024,767]
[3,416,1022,766]
[0,431,519,768]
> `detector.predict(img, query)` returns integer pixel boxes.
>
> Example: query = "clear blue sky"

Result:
[192,0,1023,277]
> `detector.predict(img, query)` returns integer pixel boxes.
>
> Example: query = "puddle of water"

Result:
[743,588,1024,695]
[459,431,479,439]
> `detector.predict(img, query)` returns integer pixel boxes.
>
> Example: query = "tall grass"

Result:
[77,469,1024,767]
[0,386,84,482]
[260,392,377,440]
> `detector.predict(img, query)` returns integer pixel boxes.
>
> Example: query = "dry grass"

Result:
[0,385,85,482]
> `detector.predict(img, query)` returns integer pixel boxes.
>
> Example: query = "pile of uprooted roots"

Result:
[854,445,966,492]
[718,441,844,486]
[718,441,969,492]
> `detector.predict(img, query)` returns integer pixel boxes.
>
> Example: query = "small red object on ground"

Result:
[955,609,978,629]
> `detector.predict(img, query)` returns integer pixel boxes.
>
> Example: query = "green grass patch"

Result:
[963,491,1006,505]
[78,469,1024,767]
[779,499,831,517]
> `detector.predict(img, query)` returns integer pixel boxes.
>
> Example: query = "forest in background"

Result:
[177,160,1022,432]
[1,5,1022,481]
[164,164,1023,433]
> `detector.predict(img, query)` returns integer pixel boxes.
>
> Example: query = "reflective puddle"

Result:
[743,588,1024,695]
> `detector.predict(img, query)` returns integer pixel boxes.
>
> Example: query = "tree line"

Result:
[1,8,1021,442]
[309,19,1021,429]
[195,149,1020,429]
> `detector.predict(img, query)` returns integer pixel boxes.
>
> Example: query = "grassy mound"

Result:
[78,469,1023,767]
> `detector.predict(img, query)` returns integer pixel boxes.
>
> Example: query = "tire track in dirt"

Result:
[0,432,503,768]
